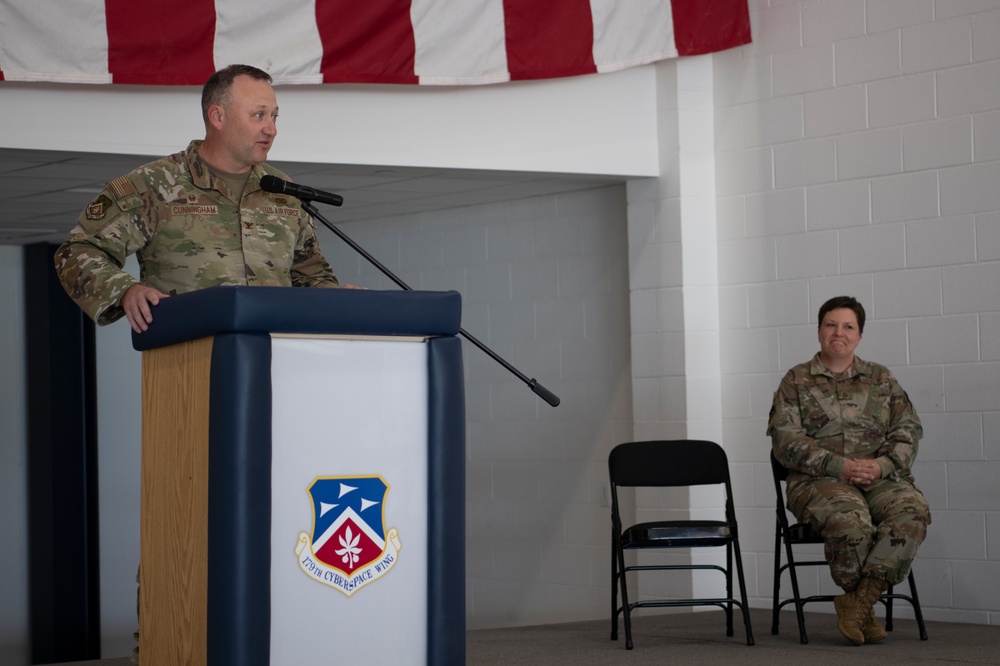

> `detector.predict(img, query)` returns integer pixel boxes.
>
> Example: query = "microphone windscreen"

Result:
[259,174,285,193]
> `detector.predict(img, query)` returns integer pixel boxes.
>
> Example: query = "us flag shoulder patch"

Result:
[108,175,136,200]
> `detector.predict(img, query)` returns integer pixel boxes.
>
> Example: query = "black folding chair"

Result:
[609,440,754,649]
[770,452,929,643]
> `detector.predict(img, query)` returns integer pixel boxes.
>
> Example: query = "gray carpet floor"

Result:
[49,608,1000,665]
[467,608,999,665]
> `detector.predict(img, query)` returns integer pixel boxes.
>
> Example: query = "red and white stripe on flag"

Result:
[0,0,750,85]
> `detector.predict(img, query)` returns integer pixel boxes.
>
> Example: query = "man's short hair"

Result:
[818,295,866,334]
[201,64,273,124]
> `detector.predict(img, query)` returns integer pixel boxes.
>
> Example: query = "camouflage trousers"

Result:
[786,476,930,591]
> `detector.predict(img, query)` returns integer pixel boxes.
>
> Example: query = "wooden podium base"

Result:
[139,337,213,666]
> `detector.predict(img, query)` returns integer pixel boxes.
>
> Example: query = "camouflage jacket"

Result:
[55,140,339,325]
[767,354,922,487]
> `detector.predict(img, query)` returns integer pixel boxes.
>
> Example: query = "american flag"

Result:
[0,0,750,86]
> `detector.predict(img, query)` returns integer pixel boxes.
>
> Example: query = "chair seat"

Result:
[623,521,732,548]
[786,523,819,542]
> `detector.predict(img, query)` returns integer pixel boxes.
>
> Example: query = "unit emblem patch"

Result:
[295,476,401,597]
[86,195,113,220]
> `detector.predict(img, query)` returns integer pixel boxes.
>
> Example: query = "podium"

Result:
[132,287,465,666]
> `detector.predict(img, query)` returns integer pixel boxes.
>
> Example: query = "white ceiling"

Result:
[0,147,625,245]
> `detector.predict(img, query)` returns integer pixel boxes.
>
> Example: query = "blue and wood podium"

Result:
[132,287,465,666]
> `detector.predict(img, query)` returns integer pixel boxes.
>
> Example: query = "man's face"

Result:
[216,75,279,171]
[818,307,862,362]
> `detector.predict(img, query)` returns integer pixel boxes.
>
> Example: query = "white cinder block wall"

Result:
[320,186,634,629]
[714,0,1000,623]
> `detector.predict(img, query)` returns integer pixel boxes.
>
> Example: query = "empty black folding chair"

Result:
[609,440,754,649]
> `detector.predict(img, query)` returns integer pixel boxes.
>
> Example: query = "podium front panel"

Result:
[269,336,429,662]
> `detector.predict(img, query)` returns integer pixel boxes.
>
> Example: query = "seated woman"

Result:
[767,295,930,646]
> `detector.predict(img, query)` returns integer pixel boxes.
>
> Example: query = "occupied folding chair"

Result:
[770,452,928,643]
[609,440,754,649]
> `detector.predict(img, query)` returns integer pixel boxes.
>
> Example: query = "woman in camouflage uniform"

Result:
[767,296,930,646]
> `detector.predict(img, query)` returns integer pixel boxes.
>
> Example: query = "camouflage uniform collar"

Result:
[184,140,268,194]
[809,353,872,379]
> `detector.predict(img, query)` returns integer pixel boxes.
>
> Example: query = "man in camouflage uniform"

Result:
[767,296,930,646]
[55,63,341,332]
[54,64,347,663]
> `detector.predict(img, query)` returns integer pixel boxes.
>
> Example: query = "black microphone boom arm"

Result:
[299,199,561,407]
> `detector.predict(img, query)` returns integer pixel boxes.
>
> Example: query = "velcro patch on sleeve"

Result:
[86,195,114,220]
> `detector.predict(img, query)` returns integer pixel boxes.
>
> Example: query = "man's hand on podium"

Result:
[122,284,170,333]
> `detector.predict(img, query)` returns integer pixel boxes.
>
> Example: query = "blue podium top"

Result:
[131,286,462,351]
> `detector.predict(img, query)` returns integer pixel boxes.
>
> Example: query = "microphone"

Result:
[260,175,344,207]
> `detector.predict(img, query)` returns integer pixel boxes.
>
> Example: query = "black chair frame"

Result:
[610,440,754,649]
[770,452,929,643]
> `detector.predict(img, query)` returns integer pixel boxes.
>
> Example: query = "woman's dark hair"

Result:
[818,296,866,334]
[201,64,272,124]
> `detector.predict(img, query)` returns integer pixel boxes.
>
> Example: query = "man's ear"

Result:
[207,104,225,130]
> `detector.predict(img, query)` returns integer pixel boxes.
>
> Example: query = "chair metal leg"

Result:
[907,571,929,641]
[771,526,782,635]
[615,540,633,649]
[732,538,755,646]
[878,571,928,640]
[610,534,619,641]
[725,542,735,637]
[783,539,809,644]
[885,582,895,631]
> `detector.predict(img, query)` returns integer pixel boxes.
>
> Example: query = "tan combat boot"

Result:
[834,591,867,645]
[834,576,887,645]
[863,612,888,643]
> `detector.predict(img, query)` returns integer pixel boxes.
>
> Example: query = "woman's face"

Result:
[818,307,862,363]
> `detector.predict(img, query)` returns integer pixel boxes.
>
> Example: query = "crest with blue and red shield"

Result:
[311,477,389,571]
[295,475,401,596]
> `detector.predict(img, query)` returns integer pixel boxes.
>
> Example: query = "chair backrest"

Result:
[769,451,801,533]
[769,452,790,508]
[609,440,731,488]
[770,451,790,483]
